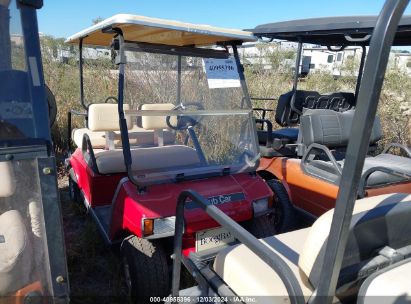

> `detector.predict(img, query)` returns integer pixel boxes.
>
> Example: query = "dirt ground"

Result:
[58,176,130,304]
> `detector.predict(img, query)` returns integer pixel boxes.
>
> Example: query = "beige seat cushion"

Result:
[213,228,313,302]
[0,210,32,295]
[360,260,411,302]
[0,162,15,197]
[72,126,176,148]
[214,193,411,301]
[95,145,200,174]
[298,193,411,288]
[72,128,106,148]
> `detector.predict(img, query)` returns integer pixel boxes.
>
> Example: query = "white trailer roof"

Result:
[66,14,256,47]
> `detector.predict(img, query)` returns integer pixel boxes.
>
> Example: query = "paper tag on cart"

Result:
[203,58,241,89]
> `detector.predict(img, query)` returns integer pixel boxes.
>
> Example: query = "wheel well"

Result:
[257,170,278,181]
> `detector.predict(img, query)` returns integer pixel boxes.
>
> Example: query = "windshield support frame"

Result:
[112,29,140,187]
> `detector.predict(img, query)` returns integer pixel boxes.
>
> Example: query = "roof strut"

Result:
[290,39,303,118]
[79,38,87,110]
[112,28,140,188]
[354,45,367,103]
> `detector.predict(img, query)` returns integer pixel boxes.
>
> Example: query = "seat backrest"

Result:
[328,92,355,111]
[87,103,133,150]
[87,103,133,132]
[298,193,411,290]
[140,103,176,130]
[275,90,320,127]
[140,103,177,146]
[299,109,382,148]
[0,161,15,198]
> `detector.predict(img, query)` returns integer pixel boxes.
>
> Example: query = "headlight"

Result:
[253,198,269,216]
[142,216,176,238]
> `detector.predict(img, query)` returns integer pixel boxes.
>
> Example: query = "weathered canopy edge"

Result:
[66,14,256,47]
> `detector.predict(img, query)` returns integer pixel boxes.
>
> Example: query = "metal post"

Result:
[354,45,367,103]
[290,40,303,115]
[232,44,252,109]
[79,38,86,109]
[310,0,409,303]
[113,29,139,187]
[177,55,182,104]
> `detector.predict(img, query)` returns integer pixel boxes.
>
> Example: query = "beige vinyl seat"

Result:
[83,103,201,174]
[214,193,411,303]
[0,161,32,296]
[72,103,176,149]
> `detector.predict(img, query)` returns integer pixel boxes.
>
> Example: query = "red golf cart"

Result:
[65,15,274,301]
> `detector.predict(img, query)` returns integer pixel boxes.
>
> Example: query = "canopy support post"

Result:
[354,45,367,103]
[79,38,86,110]
[289,39,303,119]
[177,55,182,105]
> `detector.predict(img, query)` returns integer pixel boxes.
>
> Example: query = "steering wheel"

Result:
[166,102,204,131]
[104,96,118,103]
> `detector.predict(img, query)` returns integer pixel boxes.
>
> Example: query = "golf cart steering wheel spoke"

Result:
[166,102,204,131]
[104,96,118,103]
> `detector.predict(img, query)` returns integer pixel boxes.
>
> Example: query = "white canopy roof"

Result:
[66,14,256,47]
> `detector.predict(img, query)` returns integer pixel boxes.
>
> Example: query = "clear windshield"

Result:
[123,50,259,183]
[0,159,55,297]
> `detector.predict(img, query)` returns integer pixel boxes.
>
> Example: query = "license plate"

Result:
[195,227,236,252]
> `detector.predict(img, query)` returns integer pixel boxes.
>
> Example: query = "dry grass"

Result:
[59,176,130,303]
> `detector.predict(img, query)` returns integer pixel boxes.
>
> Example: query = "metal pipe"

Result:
[232,44,252,109]
[311,0,410,303]
[79,38,86,109]
[177,55,182,104]
[290,40,303,116]
[354,45,367,103]
[171,190,305,304]
[113,29,139,187]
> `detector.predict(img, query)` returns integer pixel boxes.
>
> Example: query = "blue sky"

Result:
[38,0,411,38]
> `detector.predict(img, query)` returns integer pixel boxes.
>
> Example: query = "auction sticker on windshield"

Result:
[203,57,241,89]
[196,227,236,252]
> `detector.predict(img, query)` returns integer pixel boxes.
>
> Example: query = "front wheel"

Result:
[121,236,170,303]
[243,213,276,238]
[267,179,296,233]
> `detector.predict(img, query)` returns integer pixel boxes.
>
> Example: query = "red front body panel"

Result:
[110,173,271,255]
[69,147,272,255]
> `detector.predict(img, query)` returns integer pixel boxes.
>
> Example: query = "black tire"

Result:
[267,179,296,233]
[121,236,170,303]
[68,174,81,203]
[243,213,276,239]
